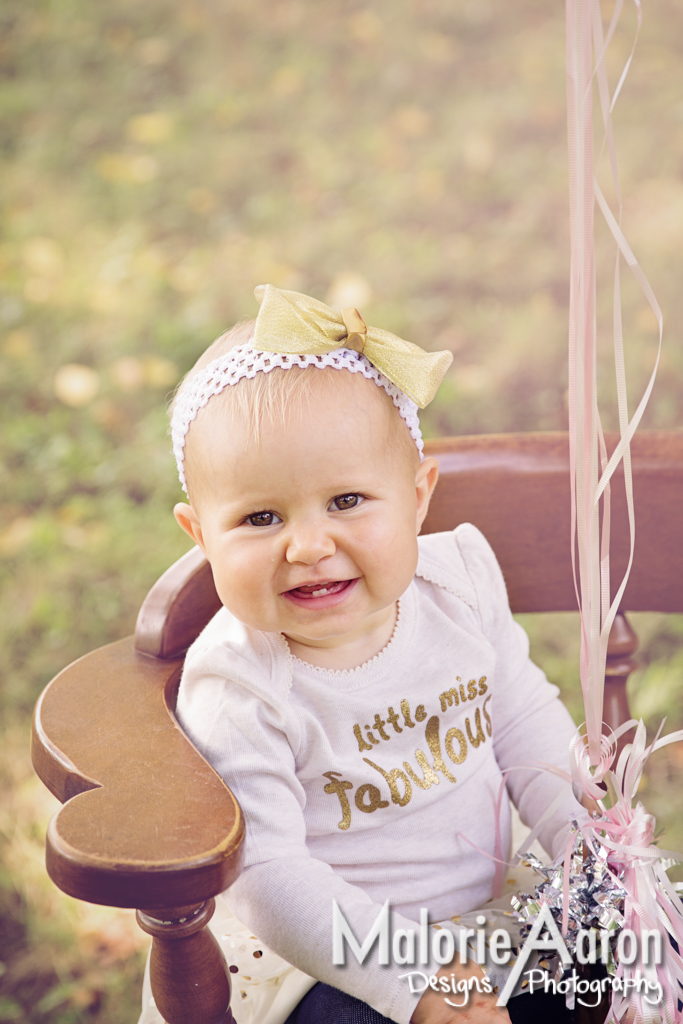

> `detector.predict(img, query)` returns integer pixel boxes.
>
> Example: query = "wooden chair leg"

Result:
[604,612,638,751]
[136,899,235,1024]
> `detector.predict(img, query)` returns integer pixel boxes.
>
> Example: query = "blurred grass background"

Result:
[1,0,683,1020]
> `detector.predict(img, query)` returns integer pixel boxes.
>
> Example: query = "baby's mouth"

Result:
[286,580,353,600]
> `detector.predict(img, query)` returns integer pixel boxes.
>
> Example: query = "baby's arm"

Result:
[455,525,585,857]
[177,657,425,1024]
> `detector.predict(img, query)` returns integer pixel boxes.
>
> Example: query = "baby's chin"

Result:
[283,600,398,645]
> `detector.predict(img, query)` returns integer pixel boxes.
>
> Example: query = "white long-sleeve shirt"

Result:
[176,525,582,1023]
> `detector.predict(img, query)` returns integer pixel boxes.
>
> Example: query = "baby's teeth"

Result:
[312,587,330,597]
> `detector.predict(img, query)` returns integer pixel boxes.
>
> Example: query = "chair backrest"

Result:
[135,431,683,660]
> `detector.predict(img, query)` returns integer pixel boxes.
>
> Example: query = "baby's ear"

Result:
[174,503,206,552]
[415,456,439,532]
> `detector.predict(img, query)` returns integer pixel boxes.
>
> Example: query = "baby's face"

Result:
[175,372,438,655]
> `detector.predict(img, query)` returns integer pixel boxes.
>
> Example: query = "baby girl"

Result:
[168,285,583,1024]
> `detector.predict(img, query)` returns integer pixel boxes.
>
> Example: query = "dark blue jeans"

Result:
[284,982,576,1024]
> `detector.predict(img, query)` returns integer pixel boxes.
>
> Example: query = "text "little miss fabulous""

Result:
[323,678,490,829]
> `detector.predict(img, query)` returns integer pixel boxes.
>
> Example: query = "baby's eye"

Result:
[246,511,282,527]
[331,494,363,511]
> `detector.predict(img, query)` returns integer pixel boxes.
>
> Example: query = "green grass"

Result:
[2,0,683,1019]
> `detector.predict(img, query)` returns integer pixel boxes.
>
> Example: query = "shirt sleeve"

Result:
[454,523,586,860]
[176,648,422,1024]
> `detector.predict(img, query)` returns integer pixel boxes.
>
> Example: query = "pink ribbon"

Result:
[565,3,672,1018]
[566,0,661,764]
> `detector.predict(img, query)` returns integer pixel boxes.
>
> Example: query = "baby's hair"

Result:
[168,318,256,411]
[169,319,330,431]
[170,319,420,504]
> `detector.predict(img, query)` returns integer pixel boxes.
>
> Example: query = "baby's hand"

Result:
[410,959,510,1024]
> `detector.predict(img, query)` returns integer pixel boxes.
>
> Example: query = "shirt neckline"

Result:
[284,583,417,692]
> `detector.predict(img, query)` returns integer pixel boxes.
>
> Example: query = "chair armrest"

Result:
[31,636,244,909]
[135,545,222,659]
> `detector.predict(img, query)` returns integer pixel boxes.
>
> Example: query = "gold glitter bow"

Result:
[252,283,453,408]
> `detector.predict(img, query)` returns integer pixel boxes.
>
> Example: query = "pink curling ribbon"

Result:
[567,0,662,764]
[568,725,683,1023]
[565,0,675,1020]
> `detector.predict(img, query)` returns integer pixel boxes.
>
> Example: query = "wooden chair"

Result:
[31,431,683,1024]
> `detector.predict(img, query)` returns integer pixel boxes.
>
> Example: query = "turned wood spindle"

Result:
[603,612,638,748]
[136,899,235,1024]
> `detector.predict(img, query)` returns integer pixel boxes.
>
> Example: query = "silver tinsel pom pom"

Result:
[511,820,627,979]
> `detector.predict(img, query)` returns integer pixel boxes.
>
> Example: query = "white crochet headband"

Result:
[171,342,424,494]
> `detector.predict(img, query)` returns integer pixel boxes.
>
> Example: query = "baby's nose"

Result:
[285,524,336,565]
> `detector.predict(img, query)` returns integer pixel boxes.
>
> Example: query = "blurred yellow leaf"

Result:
[126,112,174,144]
[444,233,475,262]
[214,97,244,126]
[21,238,64,303]
[517,50,552,86]
[2,329,34,358]
[24,278,57,303]
[144,357,178,388]
[125,154,159,183]
[635,306,660,334]
[63,522,109,549]
[110,355,177,391]
[629,178,683,254]
[391,105,431,139]
[419,32,458,64]
[104,24,133,51]
[169,257,204,293]
[462,131,495,172]
[54,364,100,406]
[92,398,127,433]
[415,168,445,200]
[89,281,120,312]
[457,364,490,394]
[271,67,303,98]
[111,356,144,392]
[258,262,302,291]
[326,272,373,311]
[96,153,159,183]
[348,10,382,43]
[187,187,217,214]
[135,37,170,66]
[22,237,64,276]
[0,517,34,556]
[134,246,168,276]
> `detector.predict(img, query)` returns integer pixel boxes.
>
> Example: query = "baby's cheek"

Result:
[362,524,418,598]
[213,551,270,619]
